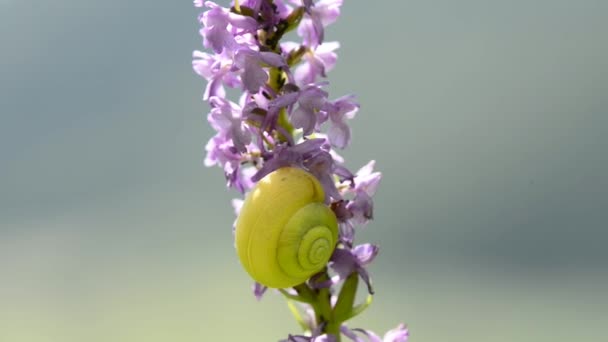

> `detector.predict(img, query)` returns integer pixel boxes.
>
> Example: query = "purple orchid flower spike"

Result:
[194,0,406,339]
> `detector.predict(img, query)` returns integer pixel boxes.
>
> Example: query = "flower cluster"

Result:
[194,1,407,340]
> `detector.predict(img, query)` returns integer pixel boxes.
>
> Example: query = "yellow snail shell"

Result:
[235,167,339,288]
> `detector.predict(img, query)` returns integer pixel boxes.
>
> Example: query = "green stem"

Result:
[301,271,343,342]
[325,322,342,342]
[256,5,303,145]
[266,67,294,143]
[284,271,373,341]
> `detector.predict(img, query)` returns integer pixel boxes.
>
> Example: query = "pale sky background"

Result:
[1,1,607,341]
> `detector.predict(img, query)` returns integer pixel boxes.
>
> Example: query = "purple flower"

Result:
[251,138,341,201]
[329,244,379,294]
[340,326,367,342]
[301,0,315,10]
[208,96,252,152]
[204,135,253,193]
[253,282,268,300]
[256,0,290,29]
[341,324,409,342]
[303,149,340,201]
[324,95,359,149]
[199,2,258,54]
[251,138,324,181]
[273,0,294,20]
[282,41,340,86]
[227,164,257,194]
[192,50,241,100]
[238,0,262,11]
[292,85,329,135]
[346,161,382,226]
[204,135,240,168]
[330,160,380,243]
[331,200,355,245]
[382,324,409,342]
[281,322,337,342]
[282,334,336,342]
[297,0,343,47]
[268,88,300,114]
[351,161,381,195]
[234,48,286,93]
[268,83,329,135]
[346,192,373,226]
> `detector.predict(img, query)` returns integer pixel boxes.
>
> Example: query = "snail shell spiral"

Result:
[235,167,339,288]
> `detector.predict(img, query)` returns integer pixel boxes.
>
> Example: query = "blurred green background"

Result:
[1,0,607,341]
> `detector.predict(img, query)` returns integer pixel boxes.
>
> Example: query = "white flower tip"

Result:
[357,160,376,176]
[231,198,244,215]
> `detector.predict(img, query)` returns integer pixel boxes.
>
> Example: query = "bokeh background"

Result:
[1,0,607,341]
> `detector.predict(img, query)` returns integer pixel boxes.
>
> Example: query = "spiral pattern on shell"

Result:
[235,167,339,288]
